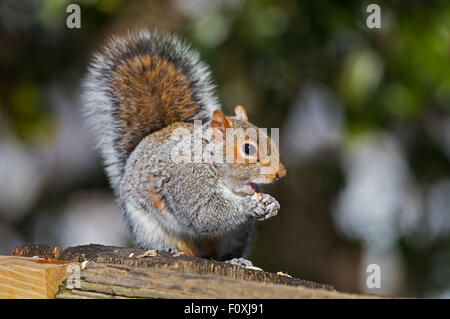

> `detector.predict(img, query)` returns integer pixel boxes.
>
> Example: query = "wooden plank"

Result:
[8,246,383,299]
[0,256,79,299]
[56,262,379,299]
[12,244,334,291]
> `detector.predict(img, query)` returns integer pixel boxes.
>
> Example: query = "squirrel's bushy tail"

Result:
[82,30,220,191]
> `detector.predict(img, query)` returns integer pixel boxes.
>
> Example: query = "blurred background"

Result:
[0,0,449,298]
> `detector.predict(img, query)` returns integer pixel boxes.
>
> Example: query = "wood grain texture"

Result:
[10,245,383,299]
[0,256,77,299]
[56,262,378,299]
[12,244,334,290]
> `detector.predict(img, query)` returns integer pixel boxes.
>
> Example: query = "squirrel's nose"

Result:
[276,164,286,180]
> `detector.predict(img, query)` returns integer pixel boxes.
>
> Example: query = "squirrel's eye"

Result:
[242,143,257,156]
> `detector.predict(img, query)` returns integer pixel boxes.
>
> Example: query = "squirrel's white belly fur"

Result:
[124,201,178,253]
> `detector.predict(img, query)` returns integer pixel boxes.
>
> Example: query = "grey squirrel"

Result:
[82,30,286,263]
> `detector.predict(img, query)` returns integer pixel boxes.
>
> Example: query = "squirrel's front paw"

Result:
[247,193,280,221]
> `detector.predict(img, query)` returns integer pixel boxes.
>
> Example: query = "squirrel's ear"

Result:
[234,105,248,122]
[211,110,232,143]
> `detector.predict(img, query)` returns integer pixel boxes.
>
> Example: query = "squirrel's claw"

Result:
[248,193,280,221]
[225,257,253,267]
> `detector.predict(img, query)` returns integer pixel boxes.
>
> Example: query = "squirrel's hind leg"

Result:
[225,257,253,267]
[123,201,179,254]
[219,220,255,262]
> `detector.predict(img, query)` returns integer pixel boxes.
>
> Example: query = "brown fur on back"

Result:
[112,54,199,156]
